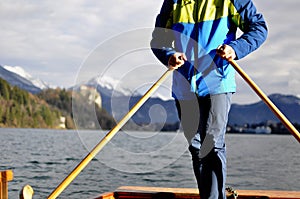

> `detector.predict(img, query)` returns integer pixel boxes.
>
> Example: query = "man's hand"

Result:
[216,44,236,61]
[168,52,187,70]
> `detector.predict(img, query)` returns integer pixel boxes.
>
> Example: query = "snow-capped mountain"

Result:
[85,75,173,101]
[0,65,42,94]
[86,75,133,98]
[3,65,49,89]
[72,74,179,127]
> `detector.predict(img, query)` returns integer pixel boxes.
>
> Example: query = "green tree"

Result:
[11,86,30,105]
[0,78,10,100]
[39,105,53,126]
[65,115,75,129]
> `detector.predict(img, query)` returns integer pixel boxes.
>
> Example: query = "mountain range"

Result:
[0,66,40,94]
[1,64,299,128]
[0,65,48,94]
[229,94,300,125]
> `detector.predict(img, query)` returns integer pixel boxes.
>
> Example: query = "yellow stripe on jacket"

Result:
[171,0,242,28]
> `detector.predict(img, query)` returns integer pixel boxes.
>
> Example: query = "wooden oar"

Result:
[47,68,174,199]
[229,59,300,143]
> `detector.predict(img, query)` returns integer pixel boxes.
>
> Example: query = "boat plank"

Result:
[94,192,115,199]
[94,186,300,199]
[238,190,300,199]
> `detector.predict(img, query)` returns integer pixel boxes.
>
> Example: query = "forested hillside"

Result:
[0,78,116,130]
[0,78,61,128]
[38,88,116,130]
[37,88,74,129]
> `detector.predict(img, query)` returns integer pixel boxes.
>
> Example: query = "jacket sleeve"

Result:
[150,0,176,66]
[229,0,268,60]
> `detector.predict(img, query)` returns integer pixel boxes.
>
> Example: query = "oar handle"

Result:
[229,59,300,143]
[47,68,174,199]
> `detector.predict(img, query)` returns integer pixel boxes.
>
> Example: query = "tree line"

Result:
[0,78,60,128]
[0,78,116,130]
[38,87,116,130]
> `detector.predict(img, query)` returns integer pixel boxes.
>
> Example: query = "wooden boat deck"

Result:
[94,186,300,199]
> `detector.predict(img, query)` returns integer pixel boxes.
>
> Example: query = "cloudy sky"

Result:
[1,0,299,104]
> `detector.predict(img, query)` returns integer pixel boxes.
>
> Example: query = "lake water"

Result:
[1,128,299,199]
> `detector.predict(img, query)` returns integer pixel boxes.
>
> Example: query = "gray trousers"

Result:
[175,93,232,199]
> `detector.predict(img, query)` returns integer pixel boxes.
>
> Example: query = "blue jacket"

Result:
[151,0,268,99]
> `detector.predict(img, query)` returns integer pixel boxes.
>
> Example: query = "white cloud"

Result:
[0,0,160,87]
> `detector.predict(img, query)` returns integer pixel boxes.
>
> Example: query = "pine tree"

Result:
[0,78,10,100]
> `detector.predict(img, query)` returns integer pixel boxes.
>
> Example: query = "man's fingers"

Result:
[217,45,225,52]
[181,54,188,61]
[216,44,236,60]
[168,52,186,69]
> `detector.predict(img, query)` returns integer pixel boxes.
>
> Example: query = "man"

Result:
[151,0,267,198]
